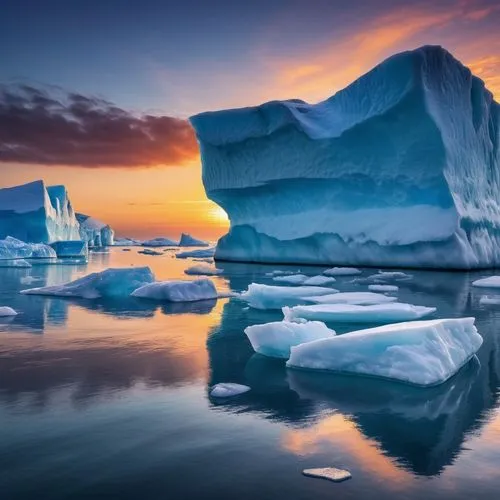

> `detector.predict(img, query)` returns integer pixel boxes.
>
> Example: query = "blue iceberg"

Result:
[50,240,88,258]
[76,213,114,247]
[190,46,500,269]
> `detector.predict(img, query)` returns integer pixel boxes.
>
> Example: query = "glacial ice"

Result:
[50,240,88,258]
[324,267,361,276]
[472,276,500,288]
[287,318,483,386]
[76,213,114,247]
[241,283,337,310]
[131,278,218,302]
[142,237,177,247]
[178,233,210,247]
[301,291,398,306]
[184,264,222,276]
[283,302,436,323]
[273,274,309,285]
[0,306,17,316]
[369,284,399,292]
[176,248,216,259]
[0,181,80,243]
[21,267,155,299]
[190,46,500,269]
[210,383,250,398]
[0,237,56,260]
[245,320,335,359]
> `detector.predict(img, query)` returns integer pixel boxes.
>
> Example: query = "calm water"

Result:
[1,248,500,499]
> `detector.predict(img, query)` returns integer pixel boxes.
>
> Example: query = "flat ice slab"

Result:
[283,302,436,323]
[241,283,336,310]
[323,267,361,276]
[210,383,250,397]
[0,306,17,317]
[138,248,162,256]
[287,317,482,386]
[245,320,335,359]
[184,265,222,276]
[21,267,155,299]
[273,274,309,285]
[303,275,337,286]
[479,296,500,305]
[302,468,352,483]
[367,271,412,282]
[368,284,399,292]
[302,292,397,306]
[472,276,500,288]
[131,278,218,302]
[176,248,216,259]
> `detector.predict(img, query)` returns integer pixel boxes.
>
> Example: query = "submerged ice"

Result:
[190,46,500,269]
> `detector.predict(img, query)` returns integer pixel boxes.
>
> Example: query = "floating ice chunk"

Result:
[303,275,337,286]
[210,383,250,398]
[0,237,56,260]
[302,292,398,306]
[273,274,309,285]
[142,237,177,247]
[0,259,32,268]
[472,276,500,288]
[76,213,114,247]
[0,306,17,317]
[368,284,399,292]
[287,317,482,386]
[184,264,222,276]
[50,240,88,258]
[21,267,155,299]
[131,278,218,302]
[283,302,436,323]
[245,320,336,359]
[323,267,361,276]
[176,248,216,259]
[138,248,162,256]
[479,296,500,305]
[367,271,413,282]
[241,283,337,310]
[302,468,352,483]
[114,237,142,246]
[178,233,210,247]
[266,270,299,276]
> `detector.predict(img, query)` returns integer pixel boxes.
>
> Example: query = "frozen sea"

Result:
[1,248,500,499]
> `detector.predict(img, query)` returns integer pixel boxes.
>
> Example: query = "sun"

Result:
[207,204,229,226]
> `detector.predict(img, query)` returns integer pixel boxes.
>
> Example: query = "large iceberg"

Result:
[21,267,155,299]
[0,181,80,243]
[76,213,114,247]
[287,318,483,386]
[190,46,500,269]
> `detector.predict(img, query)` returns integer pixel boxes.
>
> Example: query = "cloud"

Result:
[0,84,199,167]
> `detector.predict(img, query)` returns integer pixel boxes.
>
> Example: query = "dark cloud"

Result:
[0,84,198,167]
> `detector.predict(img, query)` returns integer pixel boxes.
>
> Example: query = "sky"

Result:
[0,0,499,239]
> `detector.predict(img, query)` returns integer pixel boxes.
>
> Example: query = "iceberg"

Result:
[184,264,222,276]
[283,302,436,323]
[210,383,250,397]
[287,318,483,386]
[0,306,17,317]
[472,276,500,288]
[0,181,80,243]
[301,291,398,306]
[76,213,114,247]
[138,248,162,256]
[142,237,177,247]
[178,233,210,247]
[21,267,155,299]
[303,275,337,286]
[114,237,143,246]
[368,284,399,292]
[176,247,216,259]
[241,283,337,310]
[190,46,500,269]
[50,240,88,258]
[245,320,335,359]
[323,267,361,276]
[273,274,309,285]
[131,278,218,302]
[302,468,352,483]
[0,236,56,260]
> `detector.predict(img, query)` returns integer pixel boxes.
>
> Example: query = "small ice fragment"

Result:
[185,264,223,276]
[323,267,361,276]
[302,275,337,286]
[210,383,250,398]
[302,467,351,483]
[138,248,162,256]
[273,274,308,285]
[472,276,500,288]
[0,306,17,317]
[368,284,399,292]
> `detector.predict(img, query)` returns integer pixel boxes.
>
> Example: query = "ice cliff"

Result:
[76,213,115,247]
[190,46,500,269]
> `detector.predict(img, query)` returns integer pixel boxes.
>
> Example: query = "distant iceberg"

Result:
[142,237,177,247]
[190,46,500,269]
[131,278,218,302]
[114,237,143,246]
[0,236,56,260]
[176,247,216,259]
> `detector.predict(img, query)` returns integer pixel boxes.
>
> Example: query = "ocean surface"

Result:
[1,248,500,499]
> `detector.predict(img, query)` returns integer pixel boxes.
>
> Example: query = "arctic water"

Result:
[1,248,500,500]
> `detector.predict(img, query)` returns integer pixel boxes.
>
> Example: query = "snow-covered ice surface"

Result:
[241,283,336,310]
[284,303,436,323]
[210,383,250,398]
[324,267,361,276]
[21,267,155,299]
[131,279,218,302]
[76,213,114,247]
[369,284,399,292]
[472,276,500,288]
[178,233,210,247]
[301,291,398,306]
[287,318,483,386]
[50,240,88,258]
[0,181,80,243]
[245,320,335,359]
[176,248,216,259]
[184,265,222,276]
[0,306,17,317]
[190,46,500,269]
[142,237,178,247]
[302,468,352,483]
[0,237,56,260]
